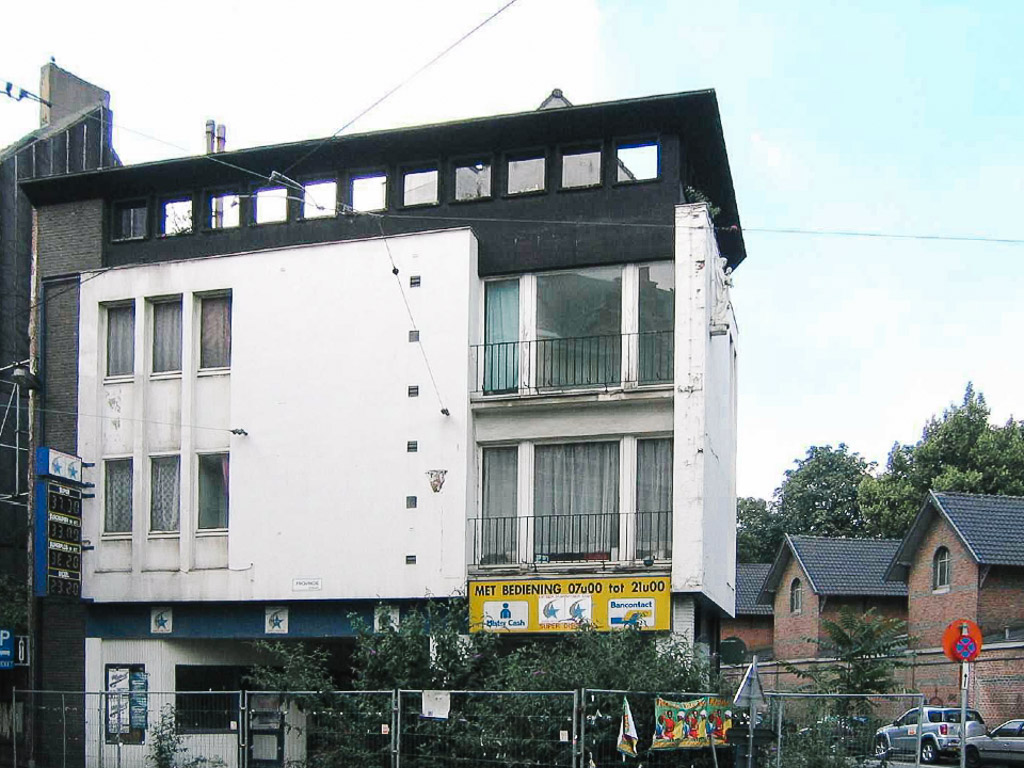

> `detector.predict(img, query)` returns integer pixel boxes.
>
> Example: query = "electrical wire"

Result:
[8,402,239,435]
[281,0,520,176]
[375,217,450,416]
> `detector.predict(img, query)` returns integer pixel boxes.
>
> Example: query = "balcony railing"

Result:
[471,331,674,394]
[468,511,672,567]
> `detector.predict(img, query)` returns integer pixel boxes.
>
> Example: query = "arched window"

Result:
[790,578,803,614]
[933,546,951,590]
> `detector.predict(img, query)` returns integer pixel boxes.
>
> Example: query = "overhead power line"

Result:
[281,0,520,176]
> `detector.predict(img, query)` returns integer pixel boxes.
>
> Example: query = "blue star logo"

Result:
[52,458,62,475]
[269,612,284,629]
[68,463,78,480]
[154,612,168,629]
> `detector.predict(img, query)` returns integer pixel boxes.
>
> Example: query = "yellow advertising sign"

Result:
[468,576,670,633]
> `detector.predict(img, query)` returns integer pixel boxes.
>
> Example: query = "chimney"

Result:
[205,120,216,154]
[39,62,109,127]
[215,124,226,153]
[205,121,227,154]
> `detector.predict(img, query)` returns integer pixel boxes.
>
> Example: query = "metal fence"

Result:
[765,692,927,768]
[11,688,937,768]
[397,690,576,768]
[582,688,729,768]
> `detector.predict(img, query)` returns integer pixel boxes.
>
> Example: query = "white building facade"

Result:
[25,89,745,767]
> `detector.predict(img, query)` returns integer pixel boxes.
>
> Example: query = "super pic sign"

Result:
[943,618,983,663]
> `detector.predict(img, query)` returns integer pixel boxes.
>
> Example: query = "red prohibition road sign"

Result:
[943,619,983,663]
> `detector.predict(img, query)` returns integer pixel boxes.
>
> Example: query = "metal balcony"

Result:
[467,511,672,567]
[471,331,673,394]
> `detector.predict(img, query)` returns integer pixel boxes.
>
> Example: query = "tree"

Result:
[736,496,780,563]
[737,445,873,563]
[776,444,874,538]
[790,608,909,695]
[859,384,1024,538]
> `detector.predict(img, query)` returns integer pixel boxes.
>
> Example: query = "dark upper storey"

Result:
[21,90,746,276]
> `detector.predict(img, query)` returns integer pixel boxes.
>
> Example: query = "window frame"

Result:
[347,168,389,213]
[148,453,182,536]
[202,188,242,231]
[158,194,196,237]
[504,149,548,197]
[790,578,803,615]
[111,199,149,242]
[196,451,230,533]
[103,456,134,537]
[299,177,338,221]
[451,155,494,204]
[933,546,951,592]
[150,296,183,377]
[558,143,603,191]
[613,136,662,185]
[104,301,136,381]
[175,664,247,734]
[399,163,441,209]
[251,185,290,226]
[197,292,232,373]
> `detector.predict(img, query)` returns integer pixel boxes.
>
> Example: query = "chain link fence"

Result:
[765,692,927,768]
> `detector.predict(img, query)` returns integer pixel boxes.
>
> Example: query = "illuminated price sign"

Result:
[34,475,84,598]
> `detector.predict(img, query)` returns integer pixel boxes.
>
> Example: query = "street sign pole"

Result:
[960,658,968,768]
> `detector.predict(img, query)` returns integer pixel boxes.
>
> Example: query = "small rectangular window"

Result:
[407,441,418,453]
[255,187,288,224]
[408,330,420,342]
[409,276,421,288]
[113,201,147,241]
[406,496,417,509]
[302,180,337,219]
[106,303,135,377]
[200,295,232,369]
[408,385,419,398]
[351,173,387,212]
[152,300,182,373]
[507,156,545,195]
[175,665,245,733]
[208,192,240,229]
[561,149,601,189]
[150,456,180,532]
[161,198,193,236]
[104,459,133,533]
[198,453,229,530]
[616,141,659,182]
[402,169,438,207]
[454,160,491,201]
[405,554,417,565]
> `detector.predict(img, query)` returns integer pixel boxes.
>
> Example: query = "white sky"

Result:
[3,0,1022,500]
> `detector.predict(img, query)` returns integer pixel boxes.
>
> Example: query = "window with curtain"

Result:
[150,456,180,532]
[637,438,673,560]
[152,300,182,373]
[933,546,951,590]
[534,442,619,560]
[483,280,519,393]
[536,267,621,388]
[106,304,135,377]
[790,578,803,614]
[638,263,674,384]
[200,295,231,369]
[198,453,229,530]
[481,447,517,564]
[104,459,133,533]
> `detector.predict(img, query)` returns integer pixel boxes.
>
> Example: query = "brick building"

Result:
[721,562,772,661]
[756,535,908,660]
[886,491,1024,719]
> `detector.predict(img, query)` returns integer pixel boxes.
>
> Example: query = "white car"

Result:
[964,719,1024,766]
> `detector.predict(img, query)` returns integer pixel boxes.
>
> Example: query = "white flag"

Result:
[617,696,638,757]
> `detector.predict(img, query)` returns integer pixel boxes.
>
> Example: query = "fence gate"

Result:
[397,690,577,768]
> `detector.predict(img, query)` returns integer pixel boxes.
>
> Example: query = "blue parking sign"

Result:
[0,629,13,670]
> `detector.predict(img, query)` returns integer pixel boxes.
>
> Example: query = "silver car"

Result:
[875,706,985,763]
[964,719,1024,766]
